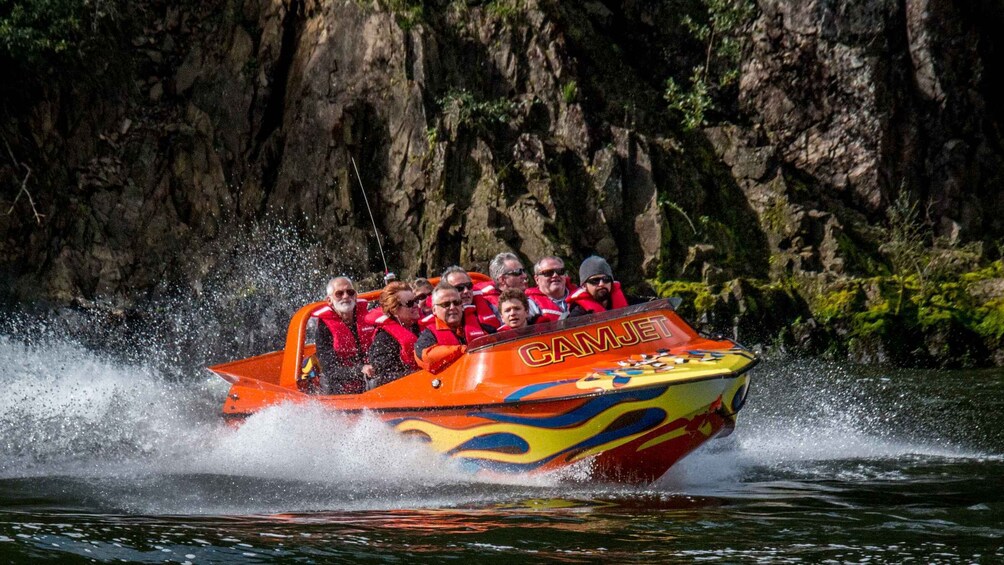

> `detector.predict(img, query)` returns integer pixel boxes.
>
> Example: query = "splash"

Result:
[0,335,510,512]
[1,221,999,514]
[657,357,997,492]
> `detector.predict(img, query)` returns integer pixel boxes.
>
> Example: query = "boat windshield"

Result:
[468,298,677,352]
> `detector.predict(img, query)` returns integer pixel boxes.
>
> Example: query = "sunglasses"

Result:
[332,289,357,298]
[401,298,421,308]
[503,268,526,277]
[536,268,566,277]
[453,282,474,292]
[415,293,431,301]
[584,275,613,285]
[435,299,463,309]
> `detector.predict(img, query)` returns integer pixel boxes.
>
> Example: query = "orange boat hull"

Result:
[211,298,756,484]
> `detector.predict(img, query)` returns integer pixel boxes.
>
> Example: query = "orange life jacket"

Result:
[419,304,489,341]
[416,315,481,373]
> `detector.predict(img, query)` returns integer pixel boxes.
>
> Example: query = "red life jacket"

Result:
[526,281,578,323]
[313,301,376,365]
[418,311,435,331]
[460,305,489,342]
[566,282,629,314]
[372,312,419,370]
[363,306,384,325]
[474,281,500,308]
[472,295,500,328]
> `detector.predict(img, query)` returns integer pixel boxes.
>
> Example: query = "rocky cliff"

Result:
[2,0,1003,364]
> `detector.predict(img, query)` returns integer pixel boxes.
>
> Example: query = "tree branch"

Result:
[3,137,43,225]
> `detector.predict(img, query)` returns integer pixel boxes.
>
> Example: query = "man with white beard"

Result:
[314,277,376,394]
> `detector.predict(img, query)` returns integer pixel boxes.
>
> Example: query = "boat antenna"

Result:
[350,155,393,281]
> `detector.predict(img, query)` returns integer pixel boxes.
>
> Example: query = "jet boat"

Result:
[209,279,757,484]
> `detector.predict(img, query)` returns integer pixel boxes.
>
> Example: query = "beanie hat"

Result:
[579,255,613,283]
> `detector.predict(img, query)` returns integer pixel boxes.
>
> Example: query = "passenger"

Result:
[366,281,422,389]
[314,276,376,394]
[410,277,434,318]
[567,256,637,317]
[477,252,535,318]
[497,288,530,331]
[441,265,500,328]
[526,255,576,323]
[414,281,494,373]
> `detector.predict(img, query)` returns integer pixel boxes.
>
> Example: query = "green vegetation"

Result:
[661,199,697,235]
[0,0,122,67]
[797,259,1004,364]
[650,279,717,320]
[649,252,1004,367]
[880,192,982,283]
[664,0,757,130]
[385,0,424,31]
[438,89,518,135]
[562,80,578,104]
[486,0,522,25]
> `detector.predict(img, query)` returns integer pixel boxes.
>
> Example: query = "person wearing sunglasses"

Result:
[414,281,497,373]
[526,255,577,324]
[567,256,635,317]
[365,281,423,388]
[436,265,500,330]
[314,276,377,394]
[476,252,533,320]
[410,277,435,318]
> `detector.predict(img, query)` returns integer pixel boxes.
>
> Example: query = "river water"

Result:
[2,229,1002,562]
[2,331,1001,563]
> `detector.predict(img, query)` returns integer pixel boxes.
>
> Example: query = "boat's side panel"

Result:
[333,306,750,412]
[382,371,750,480]
[212,297,758,482]
[209,350,286,385]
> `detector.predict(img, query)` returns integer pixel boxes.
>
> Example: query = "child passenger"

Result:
[498,288,530,331]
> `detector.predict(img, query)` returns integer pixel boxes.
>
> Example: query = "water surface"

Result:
[2,332,1001,563]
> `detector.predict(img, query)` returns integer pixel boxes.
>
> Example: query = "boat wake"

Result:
[1,331,996,514]
[658,357,1000,496]
[0,334,579,514]
[0,222,998,512]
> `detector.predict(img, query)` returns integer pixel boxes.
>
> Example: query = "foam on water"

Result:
[0,333,569,514]
[0,335,215,477]
[1,222,998,514]
[2,332,995,510]
[658,358,995,493]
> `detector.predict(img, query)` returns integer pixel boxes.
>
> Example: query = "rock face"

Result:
[1,0,1002,316]
[737,0,1004,259]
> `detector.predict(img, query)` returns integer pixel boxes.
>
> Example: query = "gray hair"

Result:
[435,279,458,293]
[489,252,521,282]
[432,279,461,303]
[440,265,468,278]
[410,277,433,292]
[533,255,565,275]
[326,276,353,296]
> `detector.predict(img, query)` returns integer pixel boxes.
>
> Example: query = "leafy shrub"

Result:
[0,0,121,66]
[438,89,518,135]
[663,0,757,130]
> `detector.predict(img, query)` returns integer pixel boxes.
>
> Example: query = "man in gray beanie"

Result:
[567,255,636,316]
